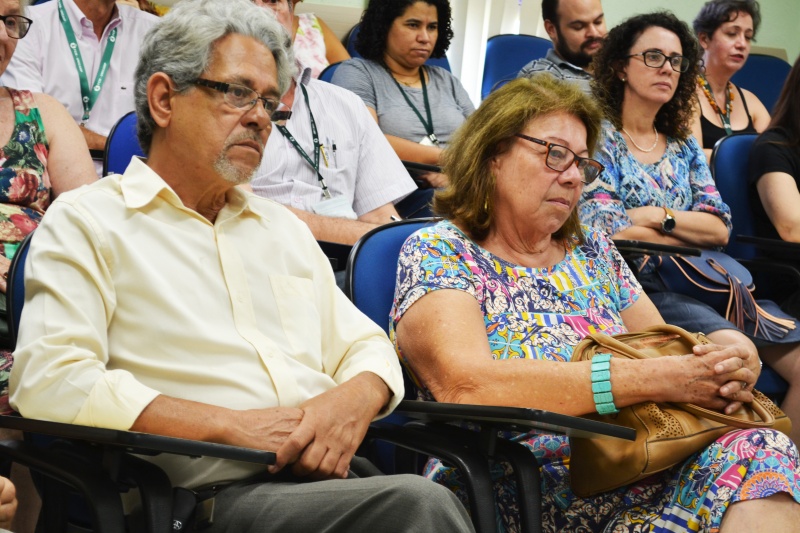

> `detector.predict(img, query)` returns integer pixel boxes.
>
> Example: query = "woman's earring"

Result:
[621,76,626,83]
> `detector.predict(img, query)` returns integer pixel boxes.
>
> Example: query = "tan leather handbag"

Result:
[569,324,791,497]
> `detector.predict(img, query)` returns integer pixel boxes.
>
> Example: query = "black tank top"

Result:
[699,84,756,149]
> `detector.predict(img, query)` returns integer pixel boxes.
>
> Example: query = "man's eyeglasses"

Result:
[514,134,604,184]
[192,79,291,122]
[0,14,32,39]
[626,51,691,73]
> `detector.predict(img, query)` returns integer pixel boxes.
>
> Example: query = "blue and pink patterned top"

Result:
[579,128,731,239]
[390,221,641,396]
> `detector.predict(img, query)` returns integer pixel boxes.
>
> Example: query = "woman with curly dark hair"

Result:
[581,11,800,444]
[690,0,769,161]
[331,0,473,188]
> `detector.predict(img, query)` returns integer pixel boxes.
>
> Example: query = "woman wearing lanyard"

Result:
[331,0,474,188]
[689,0,770,162]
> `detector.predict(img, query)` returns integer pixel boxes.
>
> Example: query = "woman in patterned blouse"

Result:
[580,11,800,447]
[391,72,800,532]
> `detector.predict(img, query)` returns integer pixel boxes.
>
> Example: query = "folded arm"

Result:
[396,289,755,414]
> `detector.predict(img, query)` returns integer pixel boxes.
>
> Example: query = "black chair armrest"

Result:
[735,234,800,255]
[0,415,275,464]
[613,239,702,258]
[394,400,635,441]
[402,161,442,189]
[317,240,353,272]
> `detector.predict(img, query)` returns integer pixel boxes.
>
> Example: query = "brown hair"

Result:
[591,11,701,140]
[435,74,603,242]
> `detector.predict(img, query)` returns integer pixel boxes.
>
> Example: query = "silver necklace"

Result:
[621,124,659,152]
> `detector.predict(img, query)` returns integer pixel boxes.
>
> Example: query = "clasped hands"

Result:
[232,373,389,481]
[688,342,761,414]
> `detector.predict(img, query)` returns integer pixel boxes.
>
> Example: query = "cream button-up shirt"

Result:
[10,158,404,488]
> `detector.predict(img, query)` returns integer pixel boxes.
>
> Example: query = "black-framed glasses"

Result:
[514,134,604,184]
[626,50,690,73]
[192,79,291,121]
[0,14,32,39]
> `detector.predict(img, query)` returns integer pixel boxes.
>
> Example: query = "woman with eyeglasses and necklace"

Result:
[582,11,800,445]
[392,73,800,532]
[690,0,769,162]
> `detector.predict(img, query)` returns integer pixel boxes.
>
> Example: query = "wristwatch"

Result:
[661,207,676,234]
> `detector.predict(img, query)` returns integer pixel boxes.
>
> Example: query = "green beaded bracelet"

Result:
[591,353,619,415]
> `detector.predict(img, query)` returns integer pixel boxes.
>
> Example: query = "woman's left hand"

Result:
[420,171,449,189]
[694,341,761,413]
[626,206,664,229]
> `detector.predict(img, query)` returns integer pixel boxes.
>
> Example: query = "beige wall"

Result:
[299,0,800,64]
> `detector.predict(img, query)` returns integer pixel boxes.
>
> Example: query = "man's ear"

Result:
[544,19,558,43]
[147,72,176,128]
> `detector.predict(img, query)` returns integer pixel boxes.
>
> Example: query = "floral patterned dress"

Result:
[294,13,329,80]
[0,88,51,413]
[390,221,800,533]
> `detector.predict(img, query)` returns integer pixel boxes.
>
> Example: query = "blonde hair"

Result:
[435,74,603,242]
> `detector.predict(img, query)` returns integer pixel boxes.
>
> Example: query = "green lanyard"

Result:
[58,0,118,124]
[276,83,331,199]
[697,74,733,136]
[389,66,438,146]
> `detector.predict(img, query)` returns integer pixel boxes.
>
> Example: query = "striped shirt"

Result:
[252,67,416,216]
[517,49,594,96]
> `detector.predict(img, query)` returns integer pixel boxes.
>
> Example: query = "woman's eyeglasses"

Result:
[0,14,32,39]
[626,51,690,73]
[514,134,604,184]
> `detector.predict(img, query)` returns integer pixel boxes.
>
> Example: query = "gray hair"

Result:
[19,0,30,13]
[133,0,296,153]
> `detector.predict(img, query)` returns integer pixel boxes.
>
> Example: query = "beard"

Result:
[213,132,264,185]
[555,28,603,69]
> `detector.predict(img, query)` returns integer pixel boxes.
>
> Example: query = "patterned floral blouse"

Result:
[294,13,329,80]
[0,88,50,261]
[390,220,800,532]
[391,221,640,381]
[579,128,731,257]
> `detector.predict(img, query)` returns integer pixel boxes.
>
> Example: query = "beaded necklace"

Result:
[697,74,734,135]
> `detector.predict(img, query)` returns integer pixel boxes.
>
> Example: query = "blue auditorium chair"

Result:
[481,34,552,99]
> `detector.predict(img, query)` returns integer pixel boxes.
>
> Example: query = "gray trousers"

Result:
[205,473,475,532]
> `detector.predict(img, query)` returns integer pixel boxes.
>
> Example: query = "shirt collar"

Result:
[545,48,591,76]
[120,157,265,222]
[64,0,123,36]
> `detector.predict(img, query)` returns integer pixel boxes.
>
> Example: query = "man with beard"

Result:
[8,1,474,531]
[517,0,606,95]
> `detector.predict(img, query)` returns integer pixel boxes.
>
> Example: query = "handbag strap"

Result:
[677,398,775,427]
[585,324,704,360]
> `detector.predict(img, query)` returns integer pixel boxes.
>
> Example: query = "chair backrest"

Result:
[7,232,34,349]
[318,61,342,83]
[481,34,552,100]
[709,132,759,260]
[345,219,437,334]
[730,54,791,113]
[103,111,144,177]
[345,23,452,72]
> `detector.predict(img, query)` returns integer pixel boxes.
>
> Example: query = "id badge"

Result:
[419,135,436,147]
[311,195,357,220]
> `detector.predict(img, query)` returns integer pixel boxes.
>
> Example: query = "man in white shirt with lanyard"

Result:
[249,0,421,246]
[1,0,158,175]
